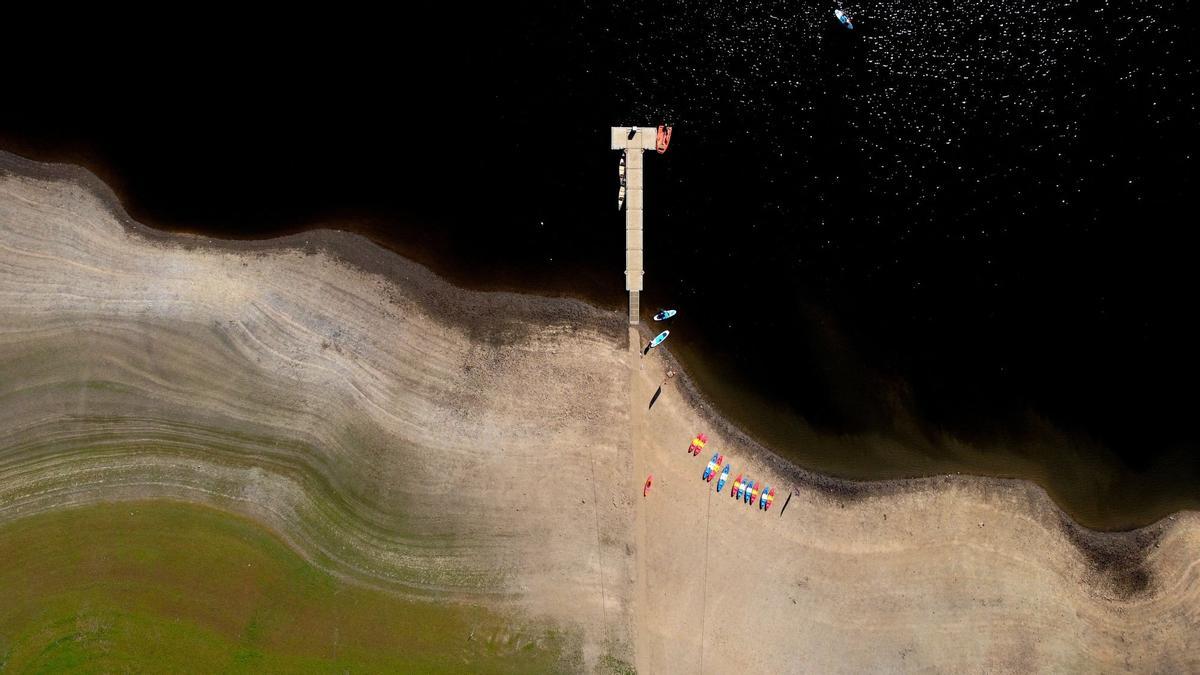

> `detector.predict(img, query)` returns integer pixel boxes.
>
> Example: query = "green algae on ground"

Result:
[0,501,577,673]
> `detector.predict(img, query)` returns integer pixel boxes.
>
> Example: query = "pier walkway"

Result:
[611,127,657,325]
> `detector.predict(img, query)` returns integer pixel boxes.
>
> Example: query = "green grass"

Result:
[0,501,577,673]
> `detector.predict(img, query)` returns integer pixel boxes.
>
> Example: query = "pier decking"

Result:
[611,127,657,325]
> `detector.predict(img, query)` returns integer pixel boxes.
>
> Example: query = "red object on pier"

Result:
[656,125,672,154]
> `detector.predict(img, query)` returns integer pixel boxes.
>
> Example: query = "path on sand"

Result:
[628,327,651,674]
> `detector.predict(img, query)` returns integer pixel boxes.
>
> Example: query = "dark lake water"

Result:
[3,1,1196,528]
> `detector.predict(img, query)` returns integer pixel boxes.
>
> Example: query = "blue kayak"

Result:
[649,330,669,348]
[653,309,677,321]
[715,464,732,491]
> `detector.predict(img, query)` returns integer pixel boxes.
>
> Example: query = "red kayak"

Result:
[656,125,672,154]
[644,474,654,497]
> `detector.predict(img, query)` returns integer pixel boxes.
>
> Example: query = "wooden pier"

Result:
[611,127,657,325]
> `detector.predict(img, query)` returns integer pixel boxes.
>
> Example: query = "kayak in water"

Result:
[649,330,669,348]
[653,309,676,321]
[834,8,854,29]
[656,125,672,154]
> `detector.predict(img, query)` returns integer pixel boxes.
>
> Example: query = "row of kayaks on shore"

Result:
[699,447,777,510]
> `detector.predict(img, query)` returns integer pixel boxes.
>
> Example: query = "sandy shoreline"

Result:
[654,339,1172,591]
[2,151,1198,671]
[7,151,1192,533]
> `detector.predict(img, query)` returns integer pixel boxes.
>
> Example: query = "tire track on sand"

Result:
[629,326,650,674]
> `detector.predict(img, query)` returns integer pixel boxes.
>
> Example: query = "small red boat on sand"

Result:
[644,474,654,496]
